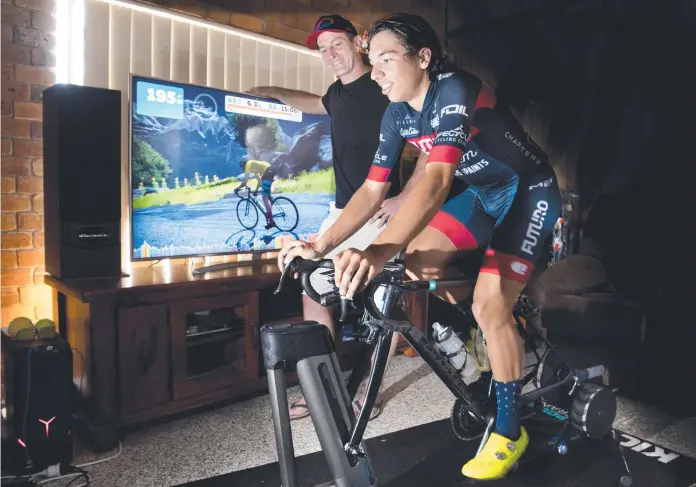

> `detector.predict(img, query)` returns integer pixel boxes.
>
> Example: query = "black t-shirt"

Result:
[321,71,400,209]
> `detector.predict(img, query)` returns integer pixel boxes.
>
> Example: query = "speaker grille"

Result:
[43,84,122,279]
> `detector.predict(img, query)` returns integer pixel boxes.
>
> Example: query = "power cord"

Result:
[75,439,123,468]
[63,467,89,487]
[1,440,122,486]
[35,465,89,487]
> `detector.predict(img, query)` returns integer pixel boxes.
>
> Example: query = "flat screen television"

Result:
[129,74,335,263]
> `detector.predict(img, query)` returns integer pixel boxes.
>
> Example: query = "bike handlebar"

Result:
[235,186,254,196]
[274,256,432,326]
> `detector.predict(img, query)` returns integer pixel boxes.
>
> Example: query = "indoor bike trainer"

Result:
[262,255,634,487]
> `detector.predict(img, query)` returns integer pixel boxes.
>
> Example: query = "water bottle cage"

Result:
[443,346,466,359]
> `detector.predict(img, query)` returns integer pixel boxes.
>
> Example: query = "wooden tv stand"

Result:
[45,260,430,453]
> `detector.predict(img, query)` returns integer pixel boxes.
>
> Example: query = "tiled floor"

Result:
[68,354,695,487]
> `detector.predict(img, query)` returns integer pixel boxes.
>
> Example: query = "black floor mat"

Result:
[177,417,696,487]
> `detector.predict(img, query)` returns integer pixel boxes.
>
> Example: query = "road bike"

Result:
[234,186,299,232]
[263,253,634,487]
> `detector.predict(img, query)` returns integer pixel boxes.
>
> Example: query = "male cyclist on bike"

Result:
[236,157,277,230]
[278,13,562,480]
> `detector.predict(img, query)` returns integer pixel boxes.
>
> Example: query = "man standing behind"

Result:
[249,14,425,420]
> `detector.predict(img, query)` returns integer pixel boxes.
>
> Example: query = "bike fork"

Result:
[346,327,393,458]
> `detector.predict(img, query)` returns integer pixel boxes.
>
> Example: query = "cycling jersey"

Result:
[367,70,549,187]
[244,159,272,178]
[244,159,275,196]
[366,70,561,284]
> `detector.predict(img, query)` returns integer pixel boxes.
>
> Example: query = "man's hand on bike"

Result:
[277,240,323,276]
[370,195,404,229]
[332,247,386,300]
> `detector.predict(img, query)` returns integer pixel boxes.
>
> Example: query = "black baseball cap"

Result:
[306,15,358,50]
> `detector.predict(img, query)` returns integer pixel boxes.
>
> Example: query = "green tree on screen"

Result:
[132,138,172,189]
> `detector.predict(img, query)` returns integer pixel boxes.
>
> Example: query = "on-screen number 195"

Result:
[147,88,179,104]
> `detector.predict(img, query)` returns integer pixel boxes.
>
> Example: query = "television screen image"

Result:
[129,75,335,260]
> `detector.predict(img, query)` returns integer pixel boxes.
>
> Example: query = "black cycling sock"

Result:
[493,378,522,441]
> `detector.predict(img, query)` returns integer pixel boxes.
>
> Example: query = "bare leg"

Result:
[471,273,525,383]
[263,195,274,225]
[461,272,529,479]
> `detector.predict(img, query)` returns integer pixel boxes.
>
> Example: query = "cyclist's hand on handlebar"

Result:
[277,240,322,275]
[332,247,385,300]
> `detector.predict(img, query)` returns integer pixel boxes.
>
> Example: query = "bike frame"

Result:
[236,186,299,233]
[237,187,265,211]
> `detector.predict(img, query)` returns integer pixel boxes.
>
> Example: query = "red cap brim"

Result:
[305,29,347,50]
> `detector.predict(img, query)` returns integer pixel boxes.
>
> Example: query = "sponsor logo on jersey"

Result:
[373,152,388,164]
[456,159,489,176]
[510,261,529,276]
[397,113,417,126]
[431,114,440,129]
[435,125,469,146]
[407,134,435,153]
[521,200,548,255]
[441,104,469,117]
[504,131,542,164]
[462,150,478,162]
[438,72,454,80]
[400,126,420,138]
[379,133,385,142]
[529,177,553,190]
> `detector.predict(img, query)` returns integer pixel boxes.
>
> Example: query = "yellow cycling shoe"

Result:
[461,427,529,480]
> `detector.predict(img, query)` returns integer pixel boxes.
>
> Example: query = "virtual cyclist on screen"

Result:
[236,158,277,230]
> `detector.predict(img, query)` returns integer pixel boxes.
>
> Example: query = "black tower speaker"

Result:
[43,83,122,280]
[1,332,75,474]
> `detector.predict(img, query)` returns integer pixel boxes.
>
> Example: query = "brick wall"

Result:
[139,0,448,49]
[1,0,56,326]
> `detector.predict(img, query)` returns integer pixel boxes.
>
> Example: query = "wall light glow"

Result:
[55,0,85,85]
[95,0,322,57]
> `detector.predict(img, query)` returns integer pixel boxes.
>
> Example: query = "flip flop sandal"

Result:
[352,398,383,421]
[289,400,310,420]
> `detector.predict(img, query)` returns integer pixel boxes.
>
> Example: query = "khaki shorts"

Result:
[317,207,386,258]
[306,207,389,297]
